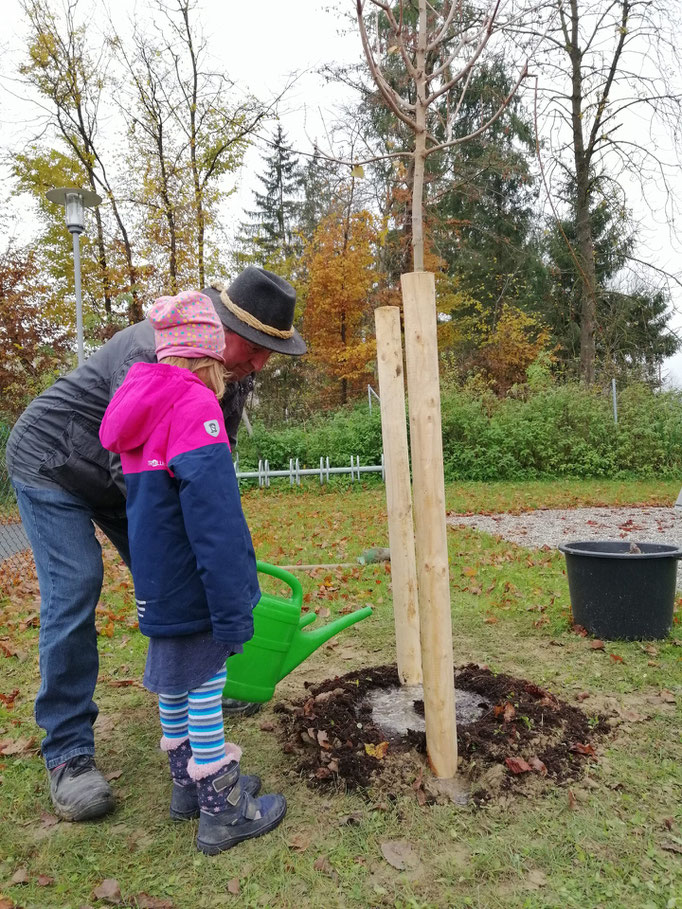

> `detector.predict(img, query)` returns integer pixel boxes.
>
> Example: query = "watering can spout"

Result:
[279,607,373,679]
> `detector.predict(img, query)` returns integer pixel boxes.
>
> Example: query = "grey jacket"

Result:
[6,320,252,511]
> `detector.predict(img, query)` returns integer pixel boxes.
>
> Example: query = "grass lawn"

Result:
[0,478,681,908]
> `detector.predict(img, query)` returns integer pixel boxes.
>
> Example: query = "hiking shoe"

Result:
[49,755,115,821]
[221,698,262,718]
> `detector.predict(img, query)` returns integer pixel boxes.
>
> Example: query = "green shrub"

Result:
[236,381,682,481]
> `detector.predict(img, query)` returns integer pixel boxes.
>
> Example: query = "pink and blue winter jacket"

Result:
[99,361,260,644]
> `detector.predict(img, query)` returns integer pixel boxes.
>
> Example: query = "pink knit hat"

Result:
[149,291,225,361]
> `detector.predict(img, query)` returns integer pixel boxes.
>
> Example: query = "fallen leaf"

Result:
[109,679,138,688]
[364,741,389,760]
[568,789,578,809]
[259,721,275,732]
[661,841,682,855]
[529,757,548,776]
[659,689,676,704]
[39,811,59,828]
[572,624,588,637]
[0,689,19,708]
[590,640,605,650]
[227,880,240,896]
[0,899,16,909]
[642,644,659,656]
[663,817,674,831]
[313,855,332,872]
[570,742,596,757]
[380,840,420,871]
[575,692,590,702]
[105,770,123,782]
[287,832,311,852]
[37,874,55,886]
[11,867,29,884]
[132,895,174,909]
[505,757,532,774]
[0,736,36,756]
[483,616,498,624]
[462,566,477,577]
[609,653,624,663]
[92,879,122,904]
[317,730,330,749]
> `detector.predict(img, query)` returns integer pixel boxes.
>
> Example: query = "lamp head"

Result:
[46,186,102,235]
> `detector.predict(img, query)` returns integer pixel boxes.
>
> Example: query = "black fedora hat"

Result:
[202,267,306,356]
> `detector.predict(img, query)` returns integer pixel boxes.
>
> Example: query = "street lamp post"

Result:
[46,187,102,367]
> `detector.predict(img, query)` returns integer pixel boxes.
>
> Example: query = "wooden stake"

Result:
[401,272,457,778]
[374,306,422,685]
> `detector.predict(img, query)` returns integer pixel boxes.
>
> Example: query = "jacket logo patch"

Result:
[203,420,220,437]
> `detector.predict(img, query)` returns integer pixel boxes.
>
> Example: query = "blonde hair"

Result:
[159,355,226,400]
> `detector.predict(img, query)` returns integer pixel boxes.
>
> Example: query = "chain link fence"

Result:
[0,424,34,584]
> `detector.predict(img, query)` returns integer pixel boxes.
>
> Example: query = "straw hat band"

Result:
[212,283,294,340]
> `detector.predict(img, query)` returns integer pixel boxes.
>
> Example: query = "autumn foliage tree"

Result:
[0,246,71,421]
[303,209,380,406]
[476,304,551,395]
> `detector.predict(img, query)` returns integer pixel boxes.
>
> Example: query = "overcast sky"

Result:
[2,0,682,386]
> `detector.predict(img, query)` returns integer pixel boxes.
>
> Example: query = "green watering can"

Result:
[223,561,372,703]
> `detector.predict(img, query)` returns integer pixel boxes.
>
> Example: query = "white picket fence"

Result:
[234,454,385,487]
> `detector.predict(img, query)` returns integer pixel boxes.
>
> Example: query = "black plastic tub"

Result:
[558,541,682,640]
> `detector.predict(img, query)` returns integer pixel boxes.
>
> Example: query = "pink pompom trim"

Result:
[186,744,242,780]
[160,735,189,752]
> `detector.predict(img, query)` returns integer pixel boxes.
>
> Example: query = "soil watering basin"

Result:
[559,540,682,640]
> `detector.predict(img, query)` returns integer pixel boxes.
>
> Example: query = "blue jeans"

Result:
[12,481,130,769]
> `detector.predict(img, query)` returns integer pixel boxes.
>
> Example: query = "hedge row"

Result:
[237,382,682,481]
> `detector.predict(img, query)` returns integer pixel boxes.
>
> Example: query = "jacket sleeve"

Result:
[167,391,260,644]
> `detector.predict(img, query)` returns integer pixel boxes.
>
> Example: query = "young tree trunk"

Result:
[411,0,428,272]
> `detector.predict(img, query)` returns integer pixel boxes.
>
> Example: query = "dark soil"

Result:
[275,663,611,802]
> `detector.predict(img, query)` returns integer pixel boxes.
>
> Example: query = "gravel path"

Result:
[447,506,682,551]
[448,505,682,587]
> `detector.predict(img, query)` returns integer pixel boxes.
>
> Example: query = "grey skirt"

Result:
[143,630,243,695]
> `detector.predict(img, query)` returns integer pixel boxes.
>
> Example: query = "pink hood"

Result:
[100,361,209,454]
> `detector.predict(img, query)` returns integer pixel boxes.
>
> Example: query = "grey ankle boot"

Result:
[188,757,286,854]
[163,739,262,821]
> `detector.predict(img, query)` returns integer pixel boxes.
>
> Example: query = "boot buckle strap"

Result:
[225,781,242,806]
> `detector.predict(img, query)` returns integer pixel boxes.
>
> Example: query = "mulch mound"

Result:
[275,663,610,802]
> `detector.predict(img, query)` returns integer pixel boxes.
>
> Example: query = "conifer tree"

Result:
[237,126,302,271]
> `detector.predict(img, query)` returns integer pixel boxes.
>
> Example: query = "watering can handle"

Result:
[255,560,303,608]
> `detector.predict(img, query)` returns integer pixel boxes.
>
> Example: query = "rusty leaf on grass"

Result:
[570,742,596,757]
[109,678,138,688]
[609,653,624,663]
[259,721,275,732]
[92,878,122,904]
[575,692,590,702]
[462,566,477,577]
[39,811,59,828]
[0,737,36,756]
[37,875,55,887]
[11,867,29,884]
[572,625,588,637]
[0,689,19,708]
[568,789,578,809]
[364,741,389,760]
[505,757,532,774]
[380,840,420,871]
[0,900,16,909]
[590,640,605,651]
[105,770,123,782]
[287,832,311,852]
[226,880,240,896]
[658,689,676,704]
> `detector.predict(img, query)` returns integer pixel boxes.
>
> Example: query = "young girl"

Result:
[100,291,286,854]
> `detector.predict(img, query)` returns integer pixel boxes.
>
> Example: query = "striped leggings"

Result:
[158,667,227,765]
